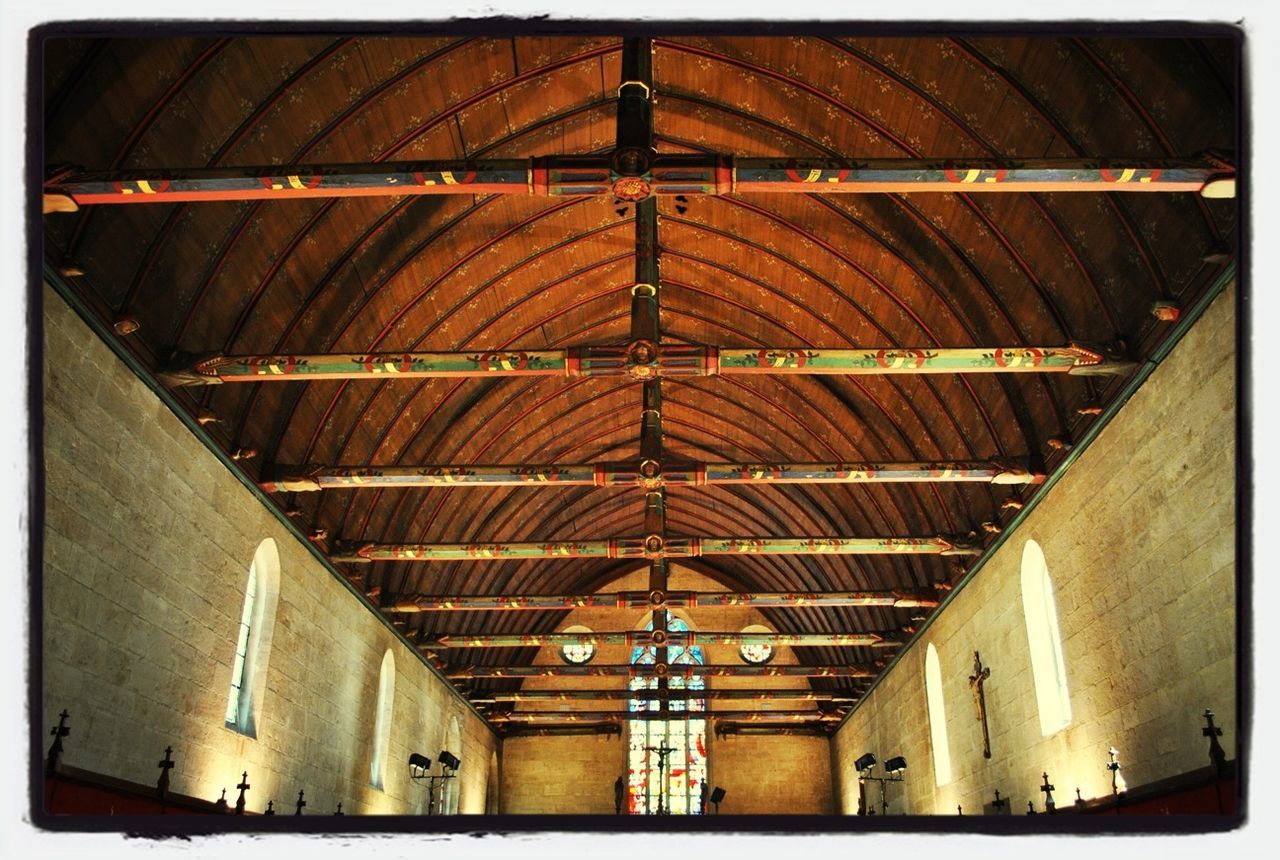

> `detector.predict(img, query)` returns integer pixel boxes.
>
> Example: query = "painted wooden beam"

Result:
[158,343,1130,385]
[471,689,858,702]
[384,589,940,612]
[418,631,901,649]
[260,459,1040,492]
[486,710,842,722]
[43,155,1235,210]
[713,724,832,737]
[446,664,876,678]
[497,724,622,737]
[330,534,978,563]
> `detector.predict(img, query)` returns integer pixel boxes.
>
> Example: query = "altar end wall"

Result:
[500,566,835,815]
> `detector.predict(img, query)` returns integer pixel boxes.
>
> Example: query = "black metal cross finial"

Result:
[235,771,251,815]
[1107,746,1127,795]
[215,788,228,812]
[334,802,344,816]
[46,710,70,774]
[1075,787,1084,806]
[265,800,275,815]
[1026,800,1035,814]
[992,788,1005,811]
[1040,771,1056,814]
[156,746,175,799]
[295,789,306,815]
[1203,709,1226,770]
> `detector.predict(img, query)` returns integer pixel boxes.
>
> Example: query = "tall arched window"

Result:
[444,715,462,814]
[924,643,952,786]
[627,616,708,815]
[1021,540,1072,735]
[225,538,280,737]
[370,649,396,789]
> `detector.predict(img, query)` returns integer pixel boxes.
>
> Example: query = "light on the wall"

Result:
[1106,746,1127,795]
[856,753,907,815]
[409,751,459,815]
[408,753,431,780]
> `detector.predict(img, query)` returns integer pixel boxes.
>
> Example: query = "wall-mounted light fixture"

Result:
[856,753,907,815]
[408,753,431,780]
[408,751,460,814]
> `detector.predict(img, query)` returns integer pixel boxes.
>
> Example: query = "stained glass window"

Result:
[627,616,708,815]
[738,624,774,664]
[560,624,596,665]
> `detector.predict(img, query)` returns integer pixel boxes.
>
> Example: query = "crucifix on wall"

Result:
[968,651,992,759]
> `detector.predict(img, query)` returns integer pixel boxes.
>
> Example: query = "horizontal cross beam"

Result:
[471,689,857,702]
[159,343,1129,386]
[497,724,622,737]
[447,664,876,679]
[331,535,979,563]
[419,631,900,649]
[386,589,940,612]
[714,724,832,737]
[486,709,840,722]
[43,155,1234,211]
[262,459,1040,492]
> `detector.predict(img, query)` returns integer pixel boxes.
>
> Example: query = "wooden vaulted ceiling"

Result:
[41,29,1239,724]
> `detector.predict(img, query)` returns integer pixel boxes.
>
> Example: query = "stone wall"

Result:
[830,287,1237,815]
[499,565,834,814]
[41,284,497,815]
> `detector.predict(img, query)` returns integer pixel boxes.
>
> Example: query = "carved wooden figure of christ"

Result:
[968,651,992,759]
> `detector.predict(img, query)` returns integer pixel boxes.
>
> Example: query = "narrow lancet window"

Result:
[1021,540,1072,735]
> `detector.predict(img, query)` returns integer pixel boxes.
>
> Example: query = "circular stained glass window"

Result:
[560,624,596,665]
[739,624,774,664]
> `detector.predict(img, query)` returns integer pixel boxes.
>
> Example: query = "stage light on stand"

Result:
[855,753,906,815]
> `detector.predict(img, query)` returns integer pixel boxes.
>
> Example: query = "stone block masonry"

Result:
[831,286,1237,815]
[41,284,497,815]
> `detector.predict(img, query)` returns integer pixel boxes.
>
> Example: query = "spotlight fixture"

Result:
[855,753,908,815]
[408,753,431,780]
[409,751,459,814]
